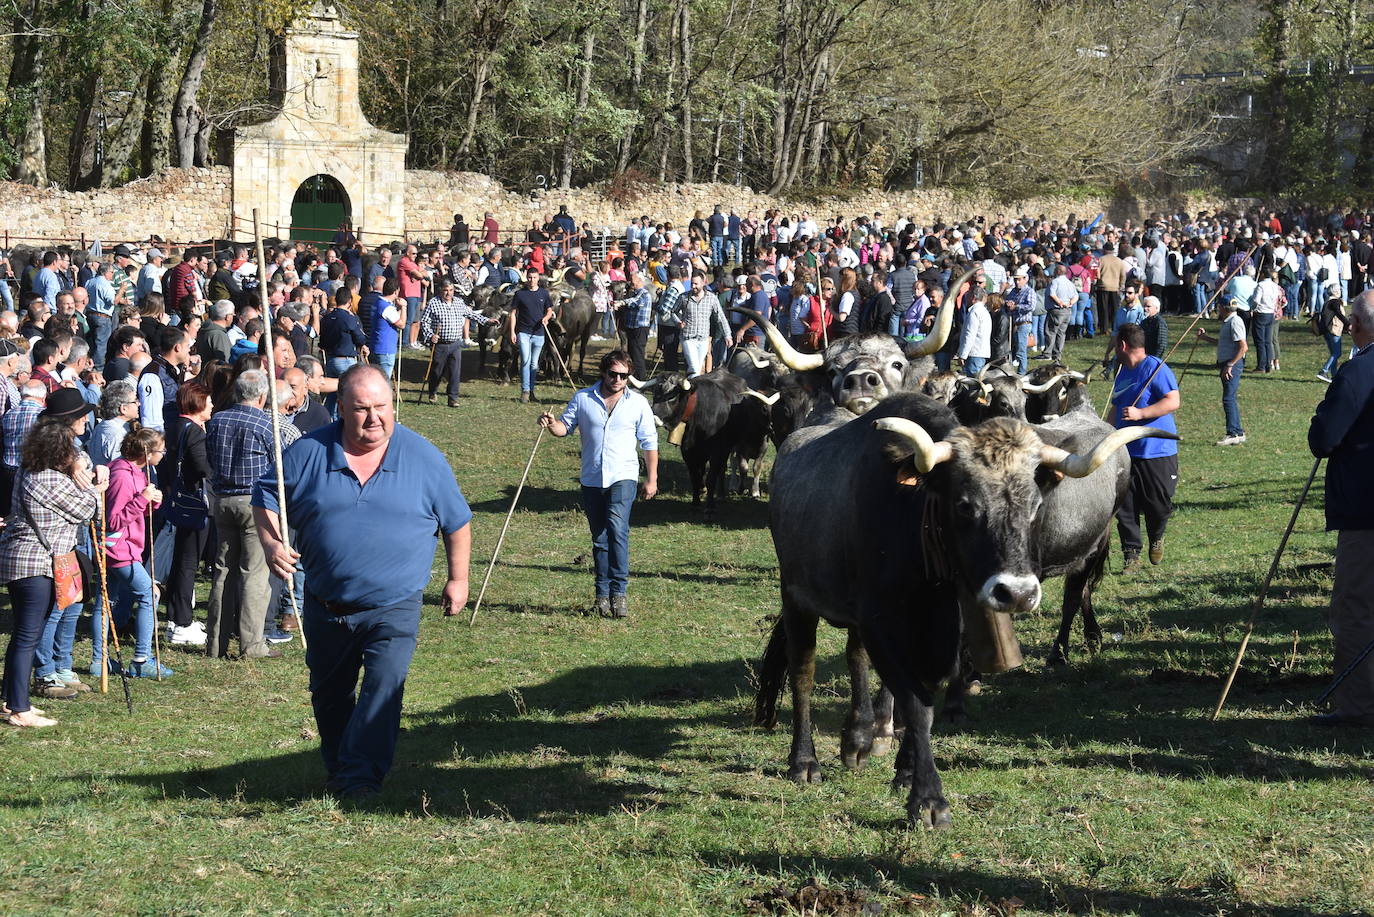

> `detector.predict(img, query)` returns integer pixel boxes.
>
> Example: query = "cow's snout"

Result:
[841,369,885,413]
[977,574,1041,614]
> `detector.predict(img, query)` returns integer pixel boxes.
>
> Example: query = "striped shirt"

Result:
[681,290,728,341]
[655,284,684,327]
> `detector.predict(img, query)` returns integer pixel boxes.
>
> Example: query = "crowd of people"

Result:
[0,199,1368,740]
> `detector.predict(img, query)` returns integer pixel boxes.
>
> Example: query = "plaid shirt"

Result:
[2,397,42,468]
[623,287,653,329]
[655,284,684,327]
[206,403,276,496]
[1,375,20,415]
[448,263,477,297]
[681,290,728,341]
[0,469,98,581]
[420,296,476,343]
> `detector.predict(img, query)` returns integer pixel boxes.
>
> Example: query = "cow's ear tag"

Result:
[1052,469,1065,482]
[896,468,921,487]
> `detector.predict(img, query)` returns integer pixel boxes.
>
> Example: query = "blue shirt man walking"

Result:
[254,364,472,799]
[539,349,658,618]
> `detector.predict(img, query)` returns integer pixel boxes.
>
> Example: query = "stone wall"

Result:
[0,165,1263,248]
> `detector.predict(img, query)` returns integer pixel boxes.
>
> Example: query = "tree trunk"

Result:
[767,0,794,193]
[615,0,649,174]
[172,0,217,168]
[678,0,694,182]
[100,88,146,187]
[457,56,492,161]
[560,27,595,189]
[710,115,723,182]
[68,72,100,189]
[1261,0,1293,188]
[9,0,46,184]
[657,5,680,182]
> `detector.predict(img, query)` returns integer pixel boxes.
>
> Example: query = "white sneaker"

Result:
[168,623,205,645]
[1215,434,1245,446]
[1317,372,1333,383]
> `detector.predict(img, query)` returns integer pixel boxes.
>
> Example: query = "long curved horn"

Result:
[627,375,647,390]
[743,389,781,406]
[1021,372,1072,394]
[680,378,692,392]
[874,417,955,473]
[731,306,824,372]
[1040,426,1179,478]
[1066,370,1086,380]
[907,266,978,357]
[746,349,772,369]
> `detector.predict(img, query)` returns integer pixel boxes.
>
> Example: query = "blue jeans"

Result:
[934,351,953,372]
[87,311,113,368]
[0,278,13,310]
[371,351,396,380]
[518,332,545,393]
[303,591,421,793]
[35,599,81,679]
[1322,333,1342,375]
[710,237,725,266]
[598,309,616,337]
[1193,283,1209,314]
[1013,324,1031,373]
[1252,312,1275,370]
[4,576,53,714]
[581,480,637,598]
[1031,312,1046,351]
[325,356,356,418]
[1306,278,1323,314]
[1075,293,1095,336]
[963,355,987,376]
[1284,282,1302,318]
[92,561,157,663]
[404,296,421,333]
[1221,362,1244,437]
[886,312,901,336]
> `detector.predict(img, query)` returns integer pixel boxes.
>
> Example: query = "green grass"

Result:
[3,322,1372,917]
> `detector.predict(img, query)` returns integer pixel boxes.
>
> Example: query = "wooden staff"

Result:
[469,426,545,626]
[1211,457,1323,721]
[92,518,109,695]
[252,209,306,653]
[414,337,438,404]
[541,329,578,388]
[147,504,161,681]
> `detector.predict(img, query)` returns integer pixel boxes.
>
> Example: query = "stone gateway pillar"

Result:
[231,2,407,243]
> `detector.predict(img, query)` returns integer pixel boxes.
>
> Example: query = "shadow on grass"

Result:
[83,659,752,821]
[704,850,1352,917]
[468,484,770,529]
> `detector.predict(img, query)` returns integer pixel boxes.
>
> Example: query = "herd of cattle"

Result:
[513,267,1177,830]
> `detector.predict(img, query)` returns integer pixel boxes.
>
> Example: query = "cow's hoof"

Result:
[1085,631,1104,653]
[1046,646,1069,667]
[911,802,953,830]
[870,734,894,757]
[788,761,822,784]
[840,748,870,771]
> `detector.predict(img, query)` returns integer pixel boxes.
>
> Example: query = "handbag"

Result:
[164,429,209,530]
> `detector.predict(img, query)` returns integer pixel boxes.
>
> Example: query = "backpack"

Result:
[1278,262,1296,286]
[1318,264,1330,283]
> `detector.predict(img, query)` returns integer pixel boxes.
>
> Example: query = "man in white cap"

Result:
[136,247,165,307]
[1005,265,1036,372]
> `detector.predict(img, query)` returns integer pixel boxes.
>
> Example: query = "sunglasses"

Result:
[604,370,630,380]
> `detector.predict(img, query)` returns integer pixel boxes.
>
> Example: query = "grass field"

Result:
[2,320,1371,917]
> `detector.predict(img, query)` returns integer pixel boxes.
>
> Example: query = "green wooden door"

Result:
[290,174,351,244]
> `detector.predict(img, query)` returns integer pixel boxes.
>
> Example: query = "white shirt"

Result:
[959,302,991,360]
[775,224,794,243]
[836,246,859,269]
[1252,278,1281,315]
[557,385,658,488]
[1323,253,1340,291]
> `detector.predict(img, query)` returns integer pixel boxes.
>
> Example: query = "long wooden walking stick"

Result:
[542,330,578,388]
[93,496,133,712]
[147,504,161,681]
[92,520,108,695]
[413,338,438,404]
[1211,456,1323,721]
[1317,631,1374,706]
[252,209,306,653]
[469,426,546,626]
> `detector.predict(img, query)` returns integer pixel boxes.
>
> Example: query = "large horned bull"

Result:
[755,391,1176,828]
[730,268,977,452]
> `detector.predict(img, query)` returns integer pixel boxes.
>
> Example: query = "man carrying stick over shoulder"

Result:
[253,364,472,800]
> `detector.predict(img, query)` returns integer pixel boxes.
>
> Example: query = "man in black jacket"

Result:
[1308,290,1374,726]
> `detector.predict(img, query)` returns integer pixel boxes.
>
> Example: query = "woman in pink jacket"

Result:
[93,427,171,679]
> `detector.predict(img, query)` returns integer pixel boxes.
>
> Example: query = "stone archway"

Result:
[290,173,352,243]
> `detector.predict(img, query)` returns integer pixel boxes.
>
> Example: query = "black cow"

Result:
[755,391,1173,826]
[630,368,774,512]
[471,285,514,382]
[549,284,597,376]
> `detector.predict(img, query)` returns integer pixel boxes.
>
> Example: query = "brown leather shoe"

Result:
[279,614,299,633]
[247,648,284,660]
[1149,538,1165,565]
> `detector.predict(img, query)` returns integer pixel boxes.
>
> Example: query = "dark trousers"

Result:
[3,576,54,714]
[625,326,650,379]
[0,464,15,517]
[1095,290,1120,336]
[304,591,422,793]
[657,325,681,372]
[427,341,462,402]
[1115,453,1179,555]
[167,523,209,627]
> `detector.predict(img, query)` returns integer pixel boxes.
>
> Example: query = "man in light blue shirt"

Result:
[34,251,62,306]
[83,261,118,368]
[539,348,658,618]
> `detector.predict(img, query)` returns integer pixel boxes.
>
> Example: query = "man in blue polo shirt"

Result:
[538,349,657,619]
[1110,322,1181,572]
[253,363,472,800]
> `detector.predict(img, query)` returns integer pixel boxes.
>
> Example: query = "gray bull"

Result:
[755,391,1175,827]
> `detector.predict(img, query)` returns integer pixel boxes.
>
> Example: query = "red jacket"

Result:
[167,262,198,309]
